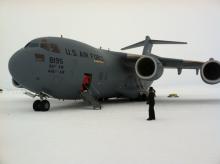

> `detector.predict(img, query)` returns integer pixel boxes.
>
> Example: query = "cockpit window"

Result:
[25,39,60,54]
[40,39,60,53]
[25,42,39,48]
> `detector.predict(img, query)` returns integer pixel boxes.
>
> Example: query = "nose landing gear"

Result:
[33,100,50,111]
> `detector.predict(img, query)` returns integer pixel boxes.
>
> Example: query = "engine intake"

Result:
[135,56,164,81]
[201,59,220,84]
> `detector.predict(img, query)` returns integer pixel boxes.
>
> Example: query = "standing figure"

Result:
[80,74,91,92]
[146,87,156,121]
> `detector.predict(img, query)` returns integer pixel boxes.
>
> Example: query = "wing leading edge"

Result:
[126,54,203,75]
[157,56,203,75]
[123,35,220,84]
[123,36,204,75]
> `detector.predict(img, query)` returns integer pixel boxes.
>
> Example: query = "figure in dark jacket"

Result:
[147,87,156,121]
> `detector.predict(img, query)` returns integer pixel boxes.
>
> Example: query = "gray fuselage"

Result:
[9,37,152,100]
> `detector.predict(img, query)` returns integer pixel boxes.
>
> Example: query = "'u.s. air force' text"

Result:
[65,48,104,63]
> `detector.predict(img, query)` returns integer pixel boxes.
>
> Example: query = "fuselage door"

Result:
[80,73,92,92]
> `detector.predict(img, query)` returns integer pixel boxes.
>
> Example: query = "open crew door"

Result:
[80,73,92,92]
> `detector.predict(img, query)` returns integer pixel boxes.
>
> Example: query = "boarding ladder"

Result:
[80,90,101,110]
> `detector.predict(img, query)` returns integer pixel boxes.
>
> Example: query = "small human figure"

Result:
[146,87,156,121]
[80,75,90,92]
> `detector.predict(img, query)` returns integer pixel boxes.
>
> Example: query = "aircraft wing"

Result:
[126,54,203,74]
[157,56,203,70]
[123,36,205,73]
[125,53,220,84]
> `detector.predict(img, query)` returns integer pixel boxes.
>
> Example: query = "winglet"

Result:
[121,36,187,55]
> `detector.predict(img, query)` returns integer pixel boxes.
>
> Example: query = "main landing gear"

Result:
[33,100,50,111]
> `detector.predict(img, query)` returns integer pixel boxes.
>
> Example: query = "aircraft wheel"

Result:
[33,100,42,111]
[41,100,50,111]
[33,100,50,111]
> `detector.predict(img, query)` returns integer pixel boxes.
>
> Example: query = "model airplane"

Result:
[8,36,220,111]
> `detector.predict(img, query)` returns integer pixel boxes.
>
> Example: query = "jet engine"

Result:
[201,59,220,84]
[12,79,23,88]
[135,56,164,81]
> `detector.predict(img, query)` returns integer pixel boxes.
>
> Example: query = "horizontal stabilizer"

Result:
[121,39,187,50]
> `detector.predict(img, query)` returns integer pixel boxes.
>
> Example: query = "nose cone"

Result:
[9,51,19,78]
[9,49,23,79]
[8,49,33,87]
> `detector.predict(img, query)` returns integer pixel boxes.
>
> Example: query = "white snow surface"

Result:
[0,87,220,164]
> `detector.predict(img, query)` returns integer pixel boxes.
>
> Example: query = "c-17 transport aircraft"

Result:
[8,36,220,111]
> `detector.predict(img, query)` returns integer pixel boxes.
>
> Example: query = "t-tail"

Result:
[121,36,187,55]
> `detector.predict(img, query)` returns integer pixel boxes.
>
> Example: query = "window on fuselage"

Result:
[50,43,60,53]
[40,42,60,54]
[24,40,60,54]
[24,42,39,48]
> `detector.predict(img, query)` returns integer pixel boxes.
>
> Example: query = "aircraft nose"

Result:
[9,49,23,78]
[9,53,16,76]
[8,49,33,85]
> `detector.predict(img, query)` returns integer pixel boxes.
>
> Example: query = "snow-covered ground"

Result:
[0,87,220,164]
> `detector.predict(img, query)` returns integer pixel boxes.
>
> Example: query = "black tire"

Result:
[41,100,50,111]
[33,100,41,111]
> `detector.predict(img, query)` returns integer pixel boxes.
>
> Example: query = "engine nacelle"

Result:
[12,79,23,88]
[201,59,220,84]
[135,56,164,81]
